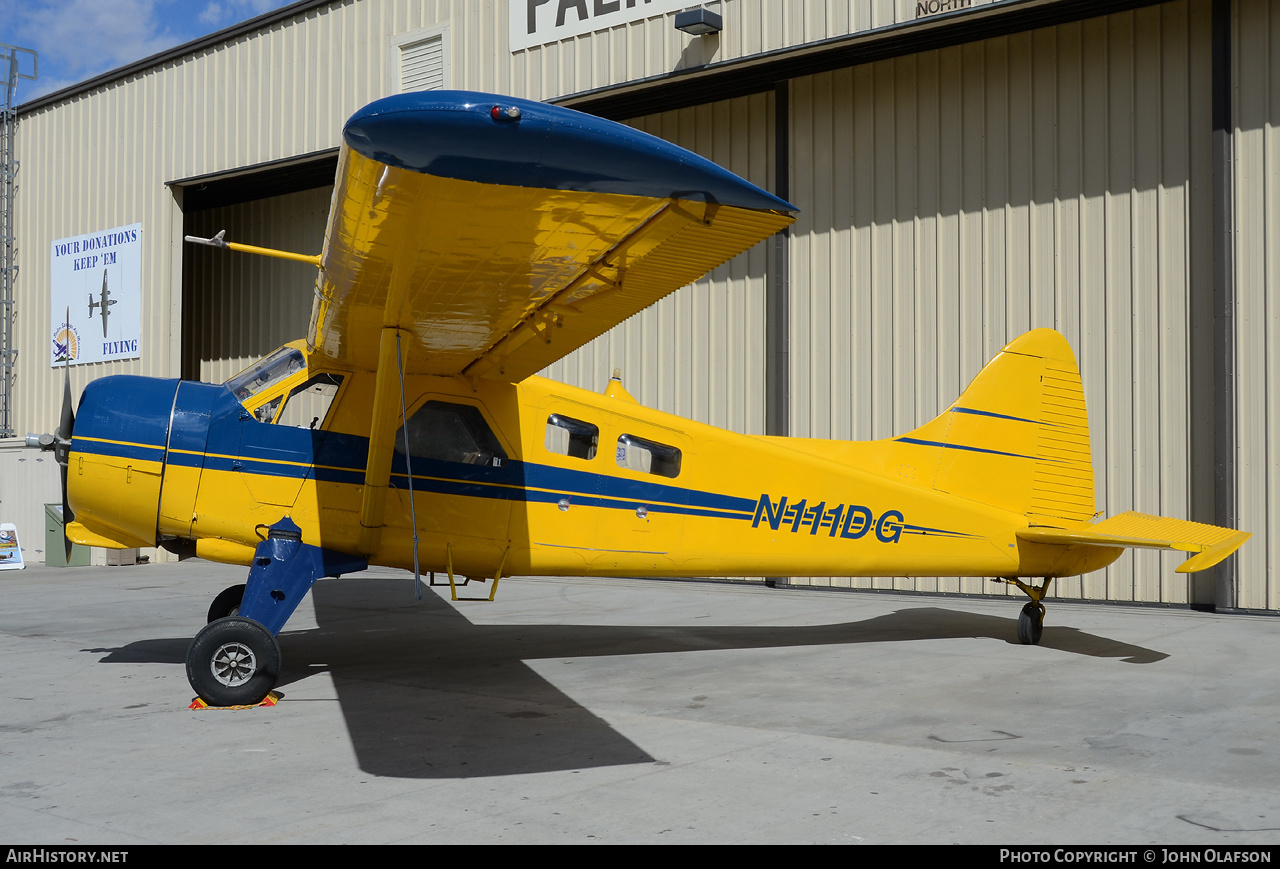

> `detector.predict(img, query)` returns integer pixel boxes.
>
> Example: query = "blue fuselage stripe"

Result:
[72,433,757,520]
[69,376,979,542]
[71,431,971,535]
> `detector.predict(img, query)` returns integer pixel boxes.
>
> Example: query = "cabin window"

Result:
[545,414,598,460]
[615,434,681,478]
[274,373,344,429]
[395,400,507,466]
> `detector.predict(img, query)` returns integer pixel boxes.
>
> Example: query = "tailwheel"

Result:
[993,576,1053,646]
[187,616,281,707]
[1017,601,1045,645]
[207,583,246,623]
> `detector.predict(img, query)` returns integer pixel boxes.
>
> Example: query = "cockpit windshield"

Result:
[224,347,305,403]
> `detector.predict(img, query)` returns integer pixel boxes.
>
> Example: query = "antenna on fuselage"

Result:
[604,368,639,404]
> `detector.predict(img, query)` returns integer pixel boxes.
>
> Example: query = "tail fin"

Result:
[897,329,1249,572]
[898,329,1094,525]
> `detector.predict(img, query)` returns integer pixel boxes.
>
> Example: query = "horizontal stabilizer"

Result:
[1017,512,1250,574]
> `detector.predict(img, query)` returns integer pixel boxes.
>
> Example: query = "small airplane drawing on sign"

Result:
[88,269,115,338]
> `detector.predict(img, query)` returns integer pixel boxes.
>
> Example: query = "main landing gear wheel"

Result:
[207,583,246,623]
[186,616,281,707]
[1017,601,1045,645]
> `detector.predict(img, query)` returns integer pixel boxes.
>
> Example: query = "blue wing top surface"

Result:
[343,91,795,213]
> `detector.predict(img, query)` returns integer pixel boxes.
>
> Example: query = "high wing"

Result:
[304,91,796,555]
[307,91,797,382]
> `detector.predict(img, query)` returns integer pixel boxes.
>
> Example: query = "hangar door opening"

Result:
[175,152,337,384]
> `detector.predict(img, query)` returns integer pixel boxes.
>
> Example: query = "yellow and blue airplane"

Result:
[39,92,1249,707]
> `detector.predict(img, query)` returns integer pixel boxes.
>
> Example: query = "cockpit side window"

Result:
[253,395,283,423]
[275,373,344,429]
[395,401,507,467]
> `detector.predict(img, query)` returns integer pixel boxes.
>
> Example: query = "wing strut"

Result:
[357,326,409,556]
[185,230,321,266]
[394,331,423,600]
[355,201,430,558]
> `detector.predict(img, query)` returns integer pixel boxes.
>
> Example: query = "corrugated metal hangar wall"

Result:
[786,5,1214,604]
[1233,0,1280,611]
[8,0,1278,610]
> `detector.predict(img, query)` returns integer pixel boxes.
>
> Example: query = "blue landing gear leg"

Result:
[186,518,367,706]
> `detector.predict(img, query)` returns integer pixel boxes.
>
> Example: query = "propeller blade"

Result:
[62,463,73,561]
[58,309,76,562]
[58,364,75,443]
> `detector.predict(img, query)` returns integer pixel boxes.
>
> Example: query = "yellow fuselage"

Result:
[67,341,1117,582]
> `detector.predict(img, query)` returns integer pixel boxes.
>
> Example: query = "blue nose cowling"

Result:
[75,375,180,459]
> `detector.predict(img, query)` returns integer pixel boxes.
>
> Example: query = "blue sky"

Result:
[3,0,292,104]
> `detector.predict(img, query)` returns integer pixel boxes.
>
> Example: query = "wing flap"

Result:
[463,200,791,380]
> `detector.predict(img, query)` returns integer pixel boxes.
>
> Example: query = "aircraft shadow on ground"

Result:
[90,578,1167,779]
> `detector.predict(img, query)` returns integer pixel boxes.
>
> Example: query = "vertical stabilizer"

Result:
[896,329,1095,525]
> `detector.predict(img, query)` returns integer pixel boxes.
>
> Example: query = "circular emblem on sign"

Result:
[52,323,81,363]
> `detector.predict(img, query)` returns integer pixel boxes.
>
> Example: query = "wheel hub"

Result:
[210,641,258,687]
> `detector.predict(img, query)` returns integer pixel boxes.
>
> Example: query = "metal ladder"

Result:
[0,44,37,438]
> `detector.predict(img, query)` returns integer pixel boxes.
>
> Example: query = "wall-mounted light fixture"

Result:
[674,8,723,35]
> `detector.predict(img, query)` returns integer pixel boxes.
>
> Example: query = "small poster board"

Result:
[0,523,24,570]
[50,223,143,367]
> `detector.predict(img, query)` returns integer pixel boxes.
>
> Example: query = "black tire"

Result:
[207,583,246,623]
[1017,601,1044,645]
[187,617,281,706]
